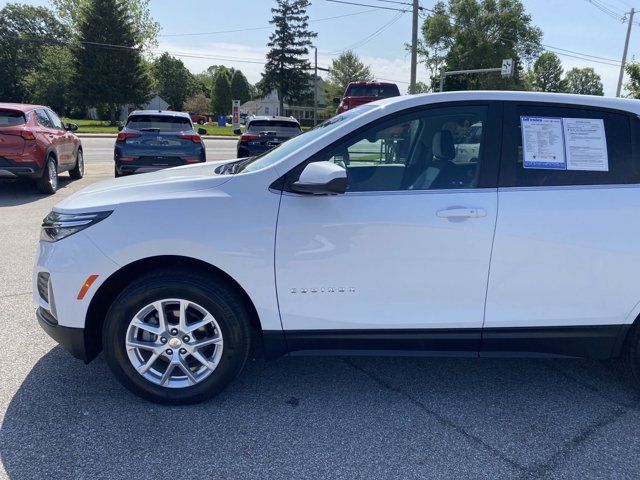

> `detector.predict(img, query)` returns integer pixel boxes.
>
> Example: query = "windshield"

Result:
[247,120,301,136]
[232,106,374,174]
[0,110,26,126]
[126,115,192,132]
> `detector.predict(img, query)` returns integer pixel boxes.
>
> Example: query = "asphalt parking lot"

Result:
[1,137,640,479]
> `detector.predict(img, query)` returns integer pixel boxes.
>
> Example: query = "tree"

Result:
[325,50,373,101]
[183,92,210,114]
[531,52,564,92]
[625,63,640,99]
[261,0,317,113]
[212,69,232,115]
[230,70,252,104]
[564,67,604,96]
[421,0,542,91]
[22,46,74,113]
[71,0,151,123]
[0,3,69,102]
[51,0,160,50]
[151,53,195,110]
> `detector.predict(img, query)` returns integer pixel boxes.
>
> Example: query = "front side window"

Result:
[35,109,53,128]
[46,109,64,130]
[501,104,636,187]
[303,105,489,192]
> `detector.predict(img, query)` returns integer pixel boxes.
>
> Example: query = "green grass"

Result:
[63,118,240,136]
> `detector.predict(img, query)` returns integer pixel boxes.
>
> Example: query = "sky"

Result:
[4,0,640,96]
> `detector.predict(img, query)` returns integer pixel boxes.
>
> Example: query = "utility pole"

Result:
[409,0,419,94]
[617,8,634,97]
[314,47,318,126]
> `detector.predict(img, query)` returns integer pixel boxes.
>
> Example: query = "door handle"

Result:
[436,208,487,219]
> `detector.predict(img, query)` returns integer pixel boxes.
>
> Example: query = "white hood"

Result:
[54,161,234,213]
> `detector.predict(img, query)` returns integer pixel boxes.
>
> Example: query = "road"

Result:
[1,138,640,479]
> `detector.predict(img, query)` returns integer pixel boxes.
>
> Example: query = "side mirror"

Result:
[291,161,347,195]
[233,128,242,135]
[65,123,78,132]
[333,97,340,105]
[197,127,207,135]
[117,125,124,132]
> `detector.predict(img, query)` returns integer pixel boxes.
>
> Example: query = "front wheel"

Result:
[69,149,84,179]
[102,270,251,404]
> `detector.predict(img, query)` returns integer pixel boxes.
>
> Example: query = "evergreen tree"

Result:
[261,0,317,114]
[71,0,151,123]
[230,70,252,104]
[212,69,232,115]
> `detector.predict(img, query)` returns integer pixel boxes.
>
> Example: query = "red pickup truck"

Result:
[334,81,401,114]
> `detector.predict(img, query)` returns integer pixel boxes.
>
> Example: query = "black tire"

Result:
[623,322,640,385]
[114,166,123,177]
[36,155,58,194]
[102,269,251,404]
[69,149,84,179]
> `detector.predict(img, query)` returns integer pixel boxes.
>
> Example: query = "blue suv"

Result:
[114,110,207,177]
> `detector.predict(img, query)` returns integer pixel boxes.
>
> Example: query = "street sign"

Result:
[232,100,240,130]
[501,58,514,77]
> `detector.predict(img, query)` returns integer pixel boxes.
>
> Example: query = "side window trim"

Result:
[281,100,502,193]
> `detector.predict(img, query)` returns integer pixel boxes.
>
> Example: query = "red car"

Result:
[189,112,207,125]
[334,81,401,114]
[0,103,83,194]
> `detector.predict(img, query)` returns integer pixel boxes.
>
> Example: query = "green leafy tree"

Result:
[625,62,640,98]
[531,52,564,92]
[564,67,604,96]
[422,0,542,91]
[51,0,160,49]
[71,0,151,123]
[22,46,74,113]
[230,70,252,104]
[325,50,373,101]
[0,3,69,102]
[151,53,195,110]
[212,69,232,115]
[261,0,317,113]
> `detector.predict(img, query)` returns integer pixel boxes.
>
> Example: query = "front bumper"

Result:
[37,307,88,362]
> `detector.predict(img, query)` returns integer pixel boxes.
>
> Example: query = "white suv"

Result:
[34,91,640,404]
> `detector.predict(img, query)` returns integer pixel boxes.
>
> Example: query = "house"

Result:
[240,77,330,126]
[87,95,171,121]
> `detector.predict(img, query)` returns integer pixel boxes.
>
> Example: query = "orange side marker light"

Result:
[77,274,99,300]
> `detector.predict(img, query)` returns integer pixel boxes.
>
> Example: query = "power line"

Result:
[329,11,405,54]
[159,9,381,37]
[325,0,409,12]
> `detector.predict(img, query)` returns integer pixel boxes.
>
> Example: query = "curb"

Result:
[75,133,237,141]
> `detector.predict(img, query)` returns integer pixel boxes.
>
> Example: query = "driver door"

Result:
[275,102,502,353]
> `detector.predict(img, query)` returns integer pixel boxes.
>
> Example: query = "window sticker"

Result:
[562,118,609,172]
[521,116,566,170]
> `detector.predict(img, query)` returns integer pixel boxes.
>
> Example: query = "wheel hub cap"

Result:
[168,337,182,348]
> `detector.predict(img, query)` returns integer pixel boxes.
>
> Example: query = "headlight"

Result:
[41,211,112,242]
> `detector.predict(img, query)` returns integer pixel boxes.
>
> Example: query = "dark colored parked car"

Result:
[0,103,83,194]
[189,112,207,124]
[334,81,401,114]
[236,116,302,158]
[114,110,207,177]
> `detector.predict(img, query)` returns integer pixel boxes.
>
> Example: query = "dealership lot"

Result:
[1,138,640,479]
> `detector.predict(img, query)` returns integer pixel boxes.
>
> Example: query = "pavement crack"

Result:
[518,402,633,480]
[0,291,31,299]
[342,357,529,474]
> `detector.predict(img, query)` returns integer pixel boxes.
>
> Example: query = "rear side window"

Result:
[501,103,637,186]
[345,84,400,98]
[126,115,192,132]
[35,109,54,128]
[247,120,301,135]
[0,110,25,126]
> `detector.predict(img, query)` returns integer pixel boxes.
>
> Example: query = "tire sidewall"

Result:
[103,274,249,404]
